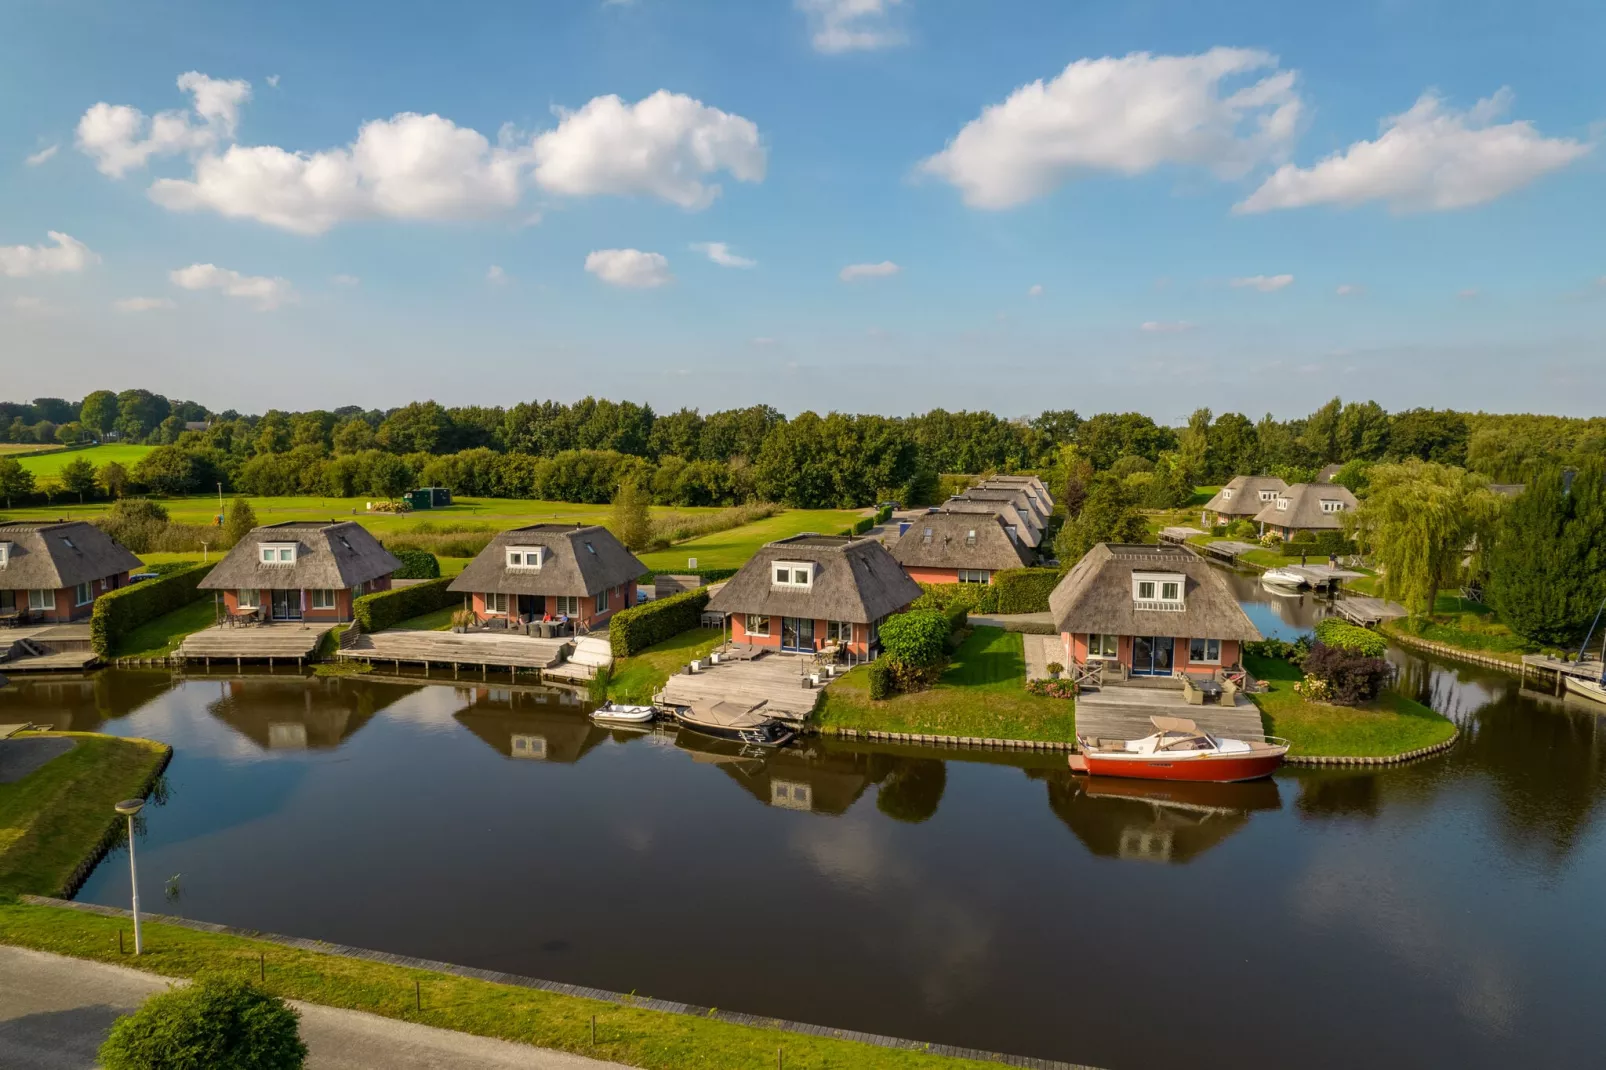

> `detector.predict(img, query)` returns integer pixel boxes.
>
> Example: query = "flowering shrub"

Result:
[1259,530,1284,547]
[1026,678,1076,699]
[1302,642,1393,704]
[1292,673,1332,701]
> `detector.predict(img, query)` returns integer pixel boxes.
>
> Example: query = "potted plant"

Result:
[450,609,475,634]
[1046,661,1064,680]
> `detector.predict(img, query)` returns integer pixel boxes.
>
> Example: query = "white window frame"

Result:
[1088,633,1119,659]
[484,592,509,615]
[505,546,544,569]
[957,569,990,584]
[745,614,770,637]
[237,589,259,609]
[28,589,55,611]
[1137,580,1156,600]
[1161,581,1180,601]
[1276,498,1289,511]
[310,589,338,610]
[1220,488,1233,500]
[75,581,94,607]
[826,620,854,644]
[259,542,297,564]
[1259,490,1276,501]
[1189,637,1222,664]
[0,543,10,568]
[1320,500,1345,514]
[771,560,814,589]
[553,595,580,617]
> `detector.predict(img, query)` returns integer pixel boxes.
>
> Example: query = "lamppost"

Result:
[114,799,144,954]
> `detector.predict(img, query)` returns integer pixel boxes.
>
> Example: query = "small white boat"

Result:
[1563,674,1606,705]
[1261,568,1308,589]
[590,703,657,725]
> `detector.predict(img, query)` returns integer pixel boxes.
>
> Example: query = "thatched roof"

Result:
[1317,464,1342,482]
[889,511,1032,572]
[971,482,1050,524]
[1049,543,1261,641]
[979,474,1054,509]
[707,534,921,624]
[946,492,1044,531]
[448,524,644,597]
[0,520,141,589]
[1252,483,1358,531]
[1202,476,1289,517]
[199,521,400,591]
[938,499,1042,547]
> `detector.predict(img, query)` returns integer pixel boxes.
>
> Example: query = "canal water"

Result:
[3,574,1604,1069]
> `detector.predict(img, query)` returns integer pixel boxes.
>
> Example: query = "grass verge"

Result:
[0,900,1003,1070]
[0,733,169,897]
[389,606,458,631]
[607,626,725,703]
[816,627,1075,742]
[1245,655,1456,758]
[1379,594,1532,663]
[110,597,216,659]
[636,509,864,572]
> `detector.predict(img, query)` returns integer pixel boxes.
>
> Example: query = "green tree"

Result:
[54,420,88,445]
[368,453,412,500]
[132,445,202,496]
[1054,475,1148,562]
[0,456,35,507]
[1205,411,1258,481]
[99,976,307,1070]
[114,389,170,442]
[222,497,259,547]
[376,400,453,454]
[1347,460,1504,618]
[59,456,98,502]
[1486,461,1606,646]
[96,460,131,499]
[1389,408,1470,466]
[331,416,376,455]
[609,478,653,551]
[79,389,118,436]
[31,396,75,423]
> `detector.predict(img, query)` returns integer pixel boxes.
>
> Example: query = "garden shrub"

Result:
[1227,518,1257,538]
[389,548,441,580]
[1314,618,1387,658]
[1244,636,1312,664]
[886,657,947,693]
[1025,678,1076,699]
[940,600,969,636]
[867,658,896,700]
[90,562,214,655]
[608,586,709,657]
[1279,532,1356,557]
[352,577,456,632]
[992,567,1062,614]
[1301,642,1393,704]
[1259,530,1284,547]
[99,976,307,1070]
[878,611,949,666]
[909,581,997,616]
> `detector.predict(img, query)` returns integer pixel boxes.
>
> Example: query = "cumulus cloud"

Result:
[80,77,764,234]
[169,262,292,309]
[25,144,59,166]
[920,48,1302,209]
[114,297,176,312]
[266,74,280,88]
[1140,320,1194,332]
[331,273,360,286]
[585,248,672,288]
[1336,283,1361,296]
[691,241,756,268]
[1230,273,1293,292]
[485,265,507,284]
[797,0,906,54]
[0,231,98,277]
[840,260,900,281]
[1236,89,1588,214]
[1027,283,1043,297]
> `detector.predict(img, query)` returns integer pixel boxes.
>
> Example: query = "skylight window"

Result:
[584,541,596,555]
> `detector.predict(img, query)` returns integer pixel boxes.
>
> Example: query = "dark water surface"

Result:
[4,576,1604,1069]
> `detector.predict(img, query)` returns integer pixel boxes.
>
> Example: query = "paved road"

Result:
[0,945,630,1069]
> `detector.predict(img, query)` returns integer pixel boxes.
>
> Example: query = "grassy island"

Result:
[816,627,1075,743]
[1245,655,1456,758]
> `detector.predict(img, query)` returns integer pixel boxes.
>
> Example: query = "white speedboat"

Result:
[591,703,657,725]
[1261,567,1308,589]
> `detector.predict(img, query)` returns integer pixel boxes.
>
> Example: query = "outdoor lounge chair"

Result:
[1181,676,1206,705]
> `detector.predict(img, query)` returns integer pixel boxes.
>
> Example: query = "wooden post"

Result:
[415,980,421,1012]
[590,1015,596,1045]
[259,952,265,981]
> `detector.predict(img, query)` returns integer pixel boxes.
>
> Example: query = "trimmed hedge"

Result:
[992,567,1062,614]
[1278,532,1355,557]
[352,577,457,632]
[867,658,896,700]
[90,562,214,656]
[879,611,949,666]
[940,600,968,636]
[99,977,307,1070]
[1314,618,1388,658]
[609,586,710,658]
[390,549,441,579]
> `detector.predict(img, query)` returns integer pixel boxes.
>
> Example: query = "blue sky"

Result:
[2,0,1603,420]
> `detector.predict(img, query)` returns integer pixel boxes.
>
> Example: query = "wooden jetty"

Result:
[657,653,829,721]
[1159,526,1206,545]
[1276,564,1366,591]
[1201,540,1261,563]
[1520,654,1605,692]
[175,622,336,669]
[337,629,569,676]
[1075,684,1266,743]
[2,624,100,674]
[1333,596,1408,626]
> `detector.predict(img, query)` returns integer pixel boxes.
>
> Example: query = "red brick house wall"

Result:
[220,575,390,623]
[470,580,635,630]
[1062,632,1242,675]
[4,570,130,623]
[731,614,878,657]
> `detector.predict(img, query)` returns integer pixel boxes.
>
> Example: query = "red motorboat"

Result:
[1069,716,1289,783]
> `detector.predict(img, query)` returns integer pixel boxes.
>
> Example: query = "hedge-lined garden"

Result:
[992,568,1062,614]
[89,562,214,656]
[389,549,441,579]
[352,578,457,632]
[608,587,710,657]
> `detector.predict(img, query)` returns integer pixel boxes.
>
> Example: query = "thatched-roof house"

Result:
[939,497,1042,548]
[945,490,1044,532]
[1252,483,1359,536]
[889,511,1032,584]
[969,482,1050,525]
[199,521,399,623]
[1317,464,1342,483]
[1201,476,1288,523]
[975,475,1054,513]
[448,524,644,630]
[0,520,142,623]
[1049,543,1261,676]
[707,534,921,657]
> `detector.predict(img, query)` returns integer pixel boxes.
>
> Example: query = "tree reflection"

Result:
[876,759,947,823]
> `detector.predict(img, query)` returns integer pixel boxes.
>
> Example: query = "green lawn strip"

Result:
[637,509,864,572]
[607,627,725,703]
[389,606,458,631]
[110,597,218,658]
[0,734,169,897]
[816,628,1075,742]
[0,901,1000,1070]
[15,444,154,477]
[1244,655,1455,758]
[1380,617,1530,662]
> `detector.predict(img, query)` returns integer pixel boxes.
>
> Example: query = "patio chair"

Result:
[1180,676,1205,706]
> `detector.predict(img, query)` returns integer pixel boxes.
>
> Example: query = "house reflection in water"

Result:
[453,686,609,764]
[207,676,415,751]
[1040,771,1282,864]
[0,670,178,733]
[674,734,947,821]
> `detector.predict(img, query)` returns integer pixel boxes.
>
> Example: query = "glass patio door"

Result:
[271,589,302,621]
[1131,635,1174,676]
[781,617,815,652]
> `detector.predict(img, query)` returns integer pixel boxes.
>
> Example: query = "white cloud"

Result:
[266,74,280,88]
[169,262,292,309]
[531,91,765,210]
[691,241,756,268]
[331,273,361,287]
[1458,287,1480,299]
[1236,89,1588,214]
[1027,283,1043,297]
[25,144,59,166]
[485,265,506,284]
[1336,283,1362,296]
[1230,273,1294,292]
[920,48,1302,209]
[1140,320,1194,332]
[797,0,906,54]
[0,231,99,277]
[114,297,176,312]
[585,248,672,288]
[840,260,900,281]
[77,71,250,177]
[8,296,53,314]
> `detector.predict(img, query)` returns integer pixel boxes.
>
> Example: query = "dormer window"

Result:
[1221,489,1233,499]
[772,561,814,589]
[0,542,9,568]
[921,527,933,544]
[1275,498,1289,511]
[1320,499,1345,514]
[259,543,297,565]
[1133,571,1186,611]
[506,546,545,569]
[1259,490,1276,501]
[965,529,977,547]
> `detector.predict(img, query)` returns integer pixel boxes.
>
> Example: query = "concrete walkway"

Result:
[0,945,629,1070]
[1020,633,1065,682]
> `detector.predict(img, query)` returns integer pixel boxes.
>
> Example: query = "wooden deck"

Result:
[0,649,101,674]
[1159,526,1206,544]
[1333,596,1408,626]
[338,629,570,672]
[1075,684,1266,742]
[1201,540,1261,562]
[656,653,828,721]
[176,623,336,664]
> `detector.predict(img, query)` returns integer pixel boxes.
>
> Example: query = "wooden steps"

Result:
[177,624,335,662]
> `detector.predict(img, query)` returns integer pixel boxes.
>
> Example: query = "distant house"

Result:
[939,497,1042,549]
[1049,543,1261,677]
[889,511,1032,585]
[448,524,644,631]
[1201,476,1289,526]
[200,521,400,623]
[975,475,1055,514]
[707,534,921,658]
[946,490,1044,535]
[970,482,1051,526]
[183,420,212,433]
[0,520,142,623]
[1253,483,1359,538]
[1317,463,1342,483]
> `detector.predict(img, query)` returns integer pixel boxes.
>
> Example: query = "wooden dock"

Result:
[1201,540,1261,562]
[338,629,570,674]
[1333,596,1408,626]
[657,653,828,721]
[1075,684,1266,743]
[2,625,100,673]
[176,623,336,667]
[1158,526,1206,545]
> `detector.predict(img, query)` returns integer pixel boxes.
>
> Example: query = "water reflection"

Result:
[452,685,607,763]
[1040,771,1281,863]
[207,676,400,750]
[673,733,948,819]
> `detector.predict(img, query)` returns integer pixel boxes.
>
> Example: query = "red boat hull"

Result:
[1079,751,1285,783]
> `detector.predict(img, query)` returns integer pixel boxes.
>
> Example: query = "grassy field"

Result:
[14,444,154,477]
[1381,594,1533,662]
[391,606,458,631]
[637,508,864,572]
[607,626,725,703]
[816,627,1076,742]
[0,901,1003,1070]
[0,733,169,897]
[1246,654,1457,757]
[111,598,218,659]
[0,443,62,456]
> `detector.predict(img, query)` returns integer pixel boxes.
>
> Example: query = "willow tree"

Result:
[1346,460,1504,619]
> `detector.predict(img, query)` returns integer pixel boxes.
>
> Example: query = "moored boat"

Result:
[672,699,795,747]
[1563,673,1606,705]
[1261,567,1308,589]
[1070,716,1289,783]
[591,702,657,725]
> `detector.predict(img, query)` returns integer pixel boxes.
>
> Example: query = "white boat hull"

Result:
[1261,569,1307,588]
[591,704,657,724]
[1564,675,1606,705]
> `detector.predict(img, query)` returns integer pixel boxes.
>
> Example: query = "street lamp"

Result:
[114,799,145,954]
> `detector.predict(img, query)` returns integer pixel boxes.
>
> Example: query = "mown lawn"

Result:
[1246,654,1457,758]
[390,606,457,631]
[607,627,725,703]
[1379,593,1533,662]
[111,598,217,658]
[14,444,154,477]
[636,508,865,572]
[816,627,1076,742]
[0,901,1005,1070]
[0,733,169,896]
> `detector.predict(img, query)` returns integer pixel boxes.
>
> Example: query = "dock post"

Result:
[236,657,241,672]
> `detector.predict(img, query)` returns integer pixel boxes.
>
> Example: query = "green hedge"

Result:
[636,568,740,585]
[992,567,1062,614]
[879,611,949,666]
[609,586,711,658]
[867,658,895,700]
[1278,532,1354,557]
[1314,618,1388,658]
[90,562,214,656]
[390,549,441,579]
[940,600,969,636]
[353,578,457,632]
